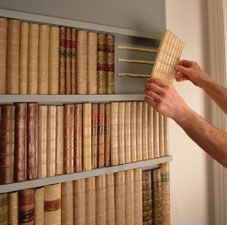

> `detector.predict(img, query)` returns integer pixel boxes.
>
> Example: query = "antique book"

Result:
[115,171,126,225]
[164,117,169,156]
[27,103,38,180]
[159,114,165,157]
[83,103,92,171]
[0,105,15,184]
[85,177,96,225]
[44,184,61,225]
[47,105,57,177]
[74,179,86,225]
[125,102,131,163]
[148,106,154,159]
[130,102,137,162]
[28,23,39,94]
[38,24,49,94]
[136,102,143,161]
[105,103,111,167]
[96,175,106,225]
[97,33,107,94]
[98,103,105,168]
[19,22,29,94]
[38,105,47,178]
[0,193,8,225]
[66,27,72,94]
[15,103,27,182]
[8,192,18,225]
[110,102,119,166]
[61,181,74,225]
[59,27,66,94]
[91,103,98,169]
[6,19,20,94]
[56,105,64,175]
[106,173,115,225]
[142,102,149,160]
[88,32,97,94]
[0,18,7,94]
[49,26,59,94]
[35,187,44,225]
[74,104,83,172]
[77,30,88,94]
[106,34,115,94]
[19,188,35,225]
[125,170,135,225]
[71,28,77,94]
[118,102,125,164]
[63,104,75,174]
[153,111,160,158]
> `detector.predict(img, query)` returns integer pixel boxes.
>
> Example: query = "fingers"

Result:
[178,59,194,68]
[146,78,168,88]
[144,88,161,102]
[145,82,164,95]
[175,64,191,76]
[144,96,157,109]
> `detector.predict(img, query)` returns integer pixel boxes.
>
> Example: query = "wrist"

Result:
[197,72,212,89]
[172,105,192,125]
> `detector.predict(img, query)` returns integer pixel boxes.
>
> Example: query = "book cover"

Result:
[105,103,111,167]
[59,27,66,94]
[125,102,131,164]
[159,114,165,157]
[98,103,105,168]
[142,102,149,160]
[0,193,8,225]
[35,187,44,225]
[8,192,18,225]
[91,103,98,169]
[136,102,143,161]
[148,106,154,159]
[118,102,125,165]
[71,28,77,94]
[66,27,72,94]
[164,117,169,156]
[153,110,160,158]
[130,102,137,163]
[106,173,115,225]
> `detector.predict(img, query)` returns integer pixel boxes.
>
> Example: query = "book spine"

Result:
[15,103,27,182]
[27,103,38,180]
[61,181,74,225]
[91,103,98,169]
[0,193,8,225]
[164,117,169,156]
[47,106,57,177]
[118,102,125,164]
[83,103,92,171]
[66,27,72,94]
[74,104,83,172]
[97,33,106,94]
[19,22,29,94]
[106,34,115,94]
[6,19,20,94]
[38,105,47,178]
[0,18,7,94]
[125,102,131,163]
[38,24,49,94]
[63,104,75,174]
[106,173,115,225]
[142,102,149,160]
[159,114,165,157]
[136,102,143,161]
[131,102,137,162]
[153,111,160,158]
[105,103,111,167]
[49,26,59,94]
[28,23,39,94]
[59,27,66,94]
[19,188,35,225]
[35,187,44,225]
[71,28,77,94]
[77,30,88,94]
[148,107,154,159]
[44,184,61,225]
[88,32,97,94]
[98,103,105,168]
[8,192,18,225]
[74,179,86,225]
[0,106,15,184]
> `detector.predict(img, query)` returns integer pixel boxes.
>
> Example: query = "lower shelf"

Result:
[0,156,172,194]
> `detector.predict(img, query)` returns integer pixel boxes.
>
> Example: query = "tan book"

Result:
[66,27,72,94]
[159,114,165,157]
[148,106,154,159]
[110,102,118,166]
[96,175,106,225]
[0,18,7,94]
[136,102,143,161]
[105,103,111,167]
[59,27,66,94]
[85,177,96,225]
[142,102,149,160]
[38,105,47,178]
[56,106,64,175]
[118,102,125,164]
[131,102,137,162]
[115,171,125,225]
[49,26,59,94]
[47,105,57,177]
[19,22,29,94]
[153,111,160,158]
[74,179,86,225]
[0,193,8,225]
[71,28,77,94]
[35,187,44,225]
[77,30,88,94]
[125,102,131,163]
[6,19,20,94]
[38,24,49,94]
[98,103,105,168]
[164,117,169,156]
[91,103,98,169]
[88,32,97,94]
[64,104,75,174]
[44,184,61,225]
[8,192,18,225]
[61,181,74,225]
[28,23,39,94]
[106,173,115,225]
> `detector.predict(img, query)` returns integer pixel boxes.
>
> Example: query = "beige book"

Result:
[8,192,18,225]
[164,117,169,156]
[159,114,165,157]
[131,102,137,162]
[118,102,125,164]
[153,110,160,158]
[0,193,8,225]
[19,22,29,94]
[66,27,72,94]
[35,187,44,225]
[98,103,105,168]
[125,102,131,163]
[142,102,149,160]
[136,102,143,161]
[71,28,77,94]
[148,106,154,159]
[106,173,115,225]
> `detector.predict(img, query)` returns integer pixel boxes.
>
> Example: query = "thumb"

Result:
[176,65,191,76]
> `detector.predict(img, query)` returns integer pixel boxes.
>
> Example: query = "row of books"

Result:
[0,17,114,95]
[0,165,170,225]
[0,101,168,184]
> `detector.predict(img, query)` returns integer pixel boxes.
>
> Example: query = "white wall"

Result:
[166,0,211,224]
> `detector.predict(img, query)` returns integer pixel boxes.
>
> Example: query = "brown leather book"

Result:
[0,105,15,184]
[0,193,8,225]
[105,103,111,167]
[91,103,98,169]
[8,192,18,225]
[71,28,77,94]
[136,102,143,161]
[125,102,131,164]
[15,103,27,182]
[142,102,149,160]
[59,27,66,94]
[131,102,137,162]
[106,173,115,225]
[98,103,105,168]
[118,102,125,165]
[66,27,72,94]
[35,187,44,225]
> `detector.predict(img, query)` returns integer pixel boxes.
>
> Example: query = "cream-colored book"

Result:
[35,187,44,225]
[130,102,137,162]
[106,173,115,225]
[118,102,125,164]
[142,102,149,160]
[136,102,143,161]
[125,102,131,163]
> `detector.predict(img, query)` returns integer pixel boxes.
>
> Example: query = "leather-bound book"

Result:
[118,102,125,165]
[91,103,98,169]
[98,103,105,168]
[106,173,115,225]
[8,192,18,225]
[153,111,160,158]
[44,184,61,225]
[66,27,72,94]
[6,19,20,94]
[105,103,111,167]
[136,102,143,161]
[159,114,165,157]
[63,104,75,174]
[0,105,15,184]
[130,102,137,162]
[142,102,149,160]
[125,102,131,164]
[164,117,169,156]
[35,187,44,225]
[28,23,39,94]
[19,22,29,94]
[27,103,38,180]
[71,28,77,94]
[38,24,49,94]
[148,107,154,159]
[49,26,59,94]
[15,103,27,182]
[59,27,66,94]
[0,193,8,225]
[19,188,35,225]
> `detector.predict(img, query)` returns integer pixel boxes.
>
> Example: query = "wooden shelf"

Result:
[0,156,172,193]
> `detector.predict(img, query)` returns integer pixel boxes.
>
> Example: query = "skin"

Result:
[144,60,227,167]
